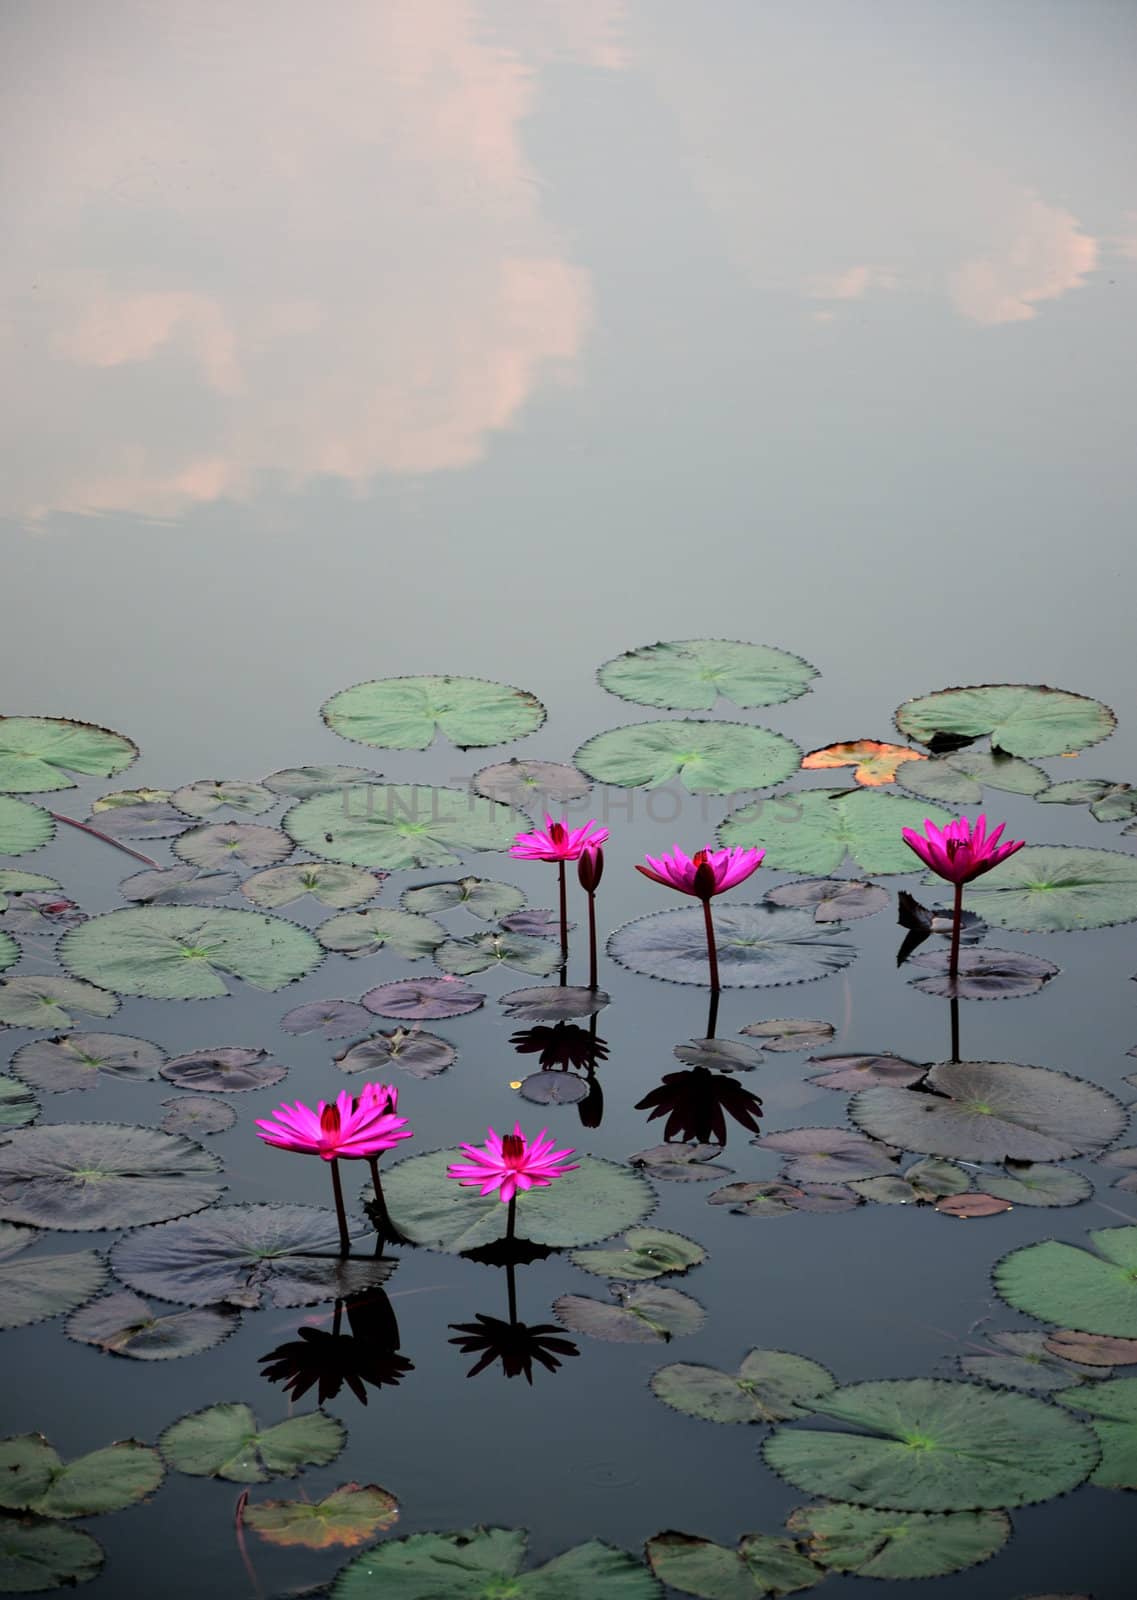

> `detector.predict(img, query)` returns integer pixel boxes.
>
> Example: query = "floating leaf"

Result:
[994,1227,1137,1336]
[0,898,83,938]
[499,909,563,937]
[160,1403,345,1484]
[609,904,855,989]
[802,740,926,786]
[959,1330,1096,1393]
[160,1044,286,1094]
[960,845,1137,932]
[721,788,953,875]
[850,1060,1125,1162]
[0,978,117,1029]
[119,865,240,905]
[652,1349,836,1425]
[331,1529,659,1600]
[1044,1331,1137,1367]
[935,1193,1013,1219]
[90,802,192,840]
[93,789,171,811]
[673,1040,763,1072]
[499,985,608,1022]
[0,873,58,911]
[570,1228,706,1281]
[597,639,818,711]
[280,1000,374,1039]
[575,720,800,795]
[0,1436,162,1518]
[517,1072,588,1105]
[763,1378,1099,1509]
[66,1289,238,1360]
[984,1164,1091,1208]
[739,1018,834,1052]
[0,1123,223,1231]
[852,1158,971,1206]
[263,766,374,797]
[632,1144,732,1182]
[59,907,321,998]
[10,1033,164,1094]
[1056,1378,1137,1488]
[756,1128,898,1182]
[244,1483,398,1550]
[171,780,276,817]
[323,675,545,750]
[806,1054,924,1091]
[173,823,292,872]
[0,1516,103,1590]
[706,1181,807,1217]
[899,750,1050,805]
[554,1284,705,1343]
[435,932,561,978]
[243,864,382,910]
[786,1502,1009,1580]
[765,878,888,922]
[113,1204,393,1309]
[0,1081,38,1130]
[160,1096,237,1135]
[0,717,137,794]
[0,798,54,857]
[316,908,445,961]
[1039,778,1137,822]
[895,684,1115,758]
[362,977,484,1019]
[472,760,591,808]
[401,877,525,922]
[284,785,530,870]
[0,1224,107,1330]
[336,1029,456,1080]
[383,1152,652,1253]
[645,1529,819,1599]
[908,947,1059,1000]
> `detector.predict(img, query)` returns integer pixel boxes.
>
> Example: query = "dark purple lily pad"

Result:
[807,1054,926,1091]
[10,1032,166,1093]
[518,1071,589,1105]
[755,1128,900,1182]
[119,865,241,905]
[335,1028,456,1079]
[160,1096,238,1136]
[672,1039,764,1072]
[499,909,566,938]
[608,904,856,988]
[159,1047,287,1093]
[66,1289,240,1360]
[741,1018,835,1052]
[553,1284,705,1343]
[0,894,86,934]
[629,1143,733,1181]
[472,759,592,808]
[766,878,889,922]
[92,803,193,840]
[706,1181,809,1217]
[499,985,609,1022]
[280,1000,374,1039]
[1044,1331,1137,1367]
[361,977,485,1019]
[909,948,1059,1000]
[174,823,293,872]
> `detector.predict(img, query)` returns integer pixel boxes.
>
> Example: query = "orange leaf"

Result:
[801,741,926,787]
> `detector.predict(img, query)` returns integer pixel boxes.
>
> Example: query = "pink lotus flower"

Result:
[447,1124,578,1203]
[636,844,765,900]
[901,815,1025,886]
[256,1089,412,1162]
[510,814,609,863]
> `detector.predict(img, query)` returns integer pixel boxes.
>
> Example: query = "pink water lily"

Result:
[636,844,765,900]
[510,814,609,862]
[901,814,1025,885]
[255,1089,411,1161]
[447,1124,578,1205]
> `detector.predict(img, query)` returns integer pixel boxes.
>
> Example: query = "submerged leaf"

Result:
[0,1517,104,1590]
[597,638,818,711]
[66,1288,239,1362]
[786,1502,1009,1580]
[609,904,855,988]
[89,802,191,840]
[651,1349,836,1425]
[959,1330,1097,1393]
[554,1284,705,1343]
[756,1128,898,1183]
[575,720,801,795]
[672,1039,763,1072]
[570,1228,706,1282]
[984,1164,1091,1208]
[646,1529,820,1599]
[0,717,137,793]
[160,1403,345,1483]
[0,872,59,912]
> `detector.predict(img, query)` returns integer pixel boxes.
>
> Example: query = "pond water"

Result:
[3,3,1137,1597]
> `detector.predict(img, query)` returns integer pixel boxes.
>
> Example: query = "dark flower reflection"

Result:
[449,1236,578,1384]
[260,1289,413,1406]
[509,1022,608,1070]
[636,1067,763,1146]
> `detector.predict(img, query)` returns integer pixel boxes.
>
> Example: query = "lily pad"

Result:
[554,1284,705,1343]
[174,823,292,872]
[959,1330,1096,1393]
[89,802,191,840]
[317,908,445,961]
[0,1123,223,1231]
[786,1502,1010,1580]
[802,740,926,786]
[262,766,374,797]
[0,1516,104,1591]
[739,1018,834,1051]
[0,873,58,911]
[59,907,321,998]
[331,1529,660,1600]
[756,1128,898,1182]
[160,1096,237,1135]
[673,1040,763,1072]
[160,1403,345,1483]
[597,639,818,711]
[960,845,1137,932]
[10,1033,165,1094]
[935,1193,1012,1217]
[908,948,1060,1000]
[765,878,888,922]
[66,1289,238,1360]
[336,1029,456,1080]
[244,1483,398,1549]
[113,1204,393,1309]
[472,760,591,808]
[575,720,800,795]
[362,977,485,1019]
[705,1181,809,1217]
[499,985,608,1021]
[850,1060,1125,1161]
[382,1152,653,1253]
[280,1000,374,1039]
[570,1228,706,1282]
[243,864,382,910]
[632,1144,732,1182]
[159,1046,286,1093]
[0,1224,107,1330]
[435,932,561,978]
[0,1080,38,1130]
[720,788,953,875]
[651,1349,836,1424]
[0,978,117,1029]
[984,1164,1091,1208]
[323,675,546,751]
[807,1054,925,1091]
[171,780,276,817]
[899,750,1050,806]
[517,1072,588,1105]
[763,1378,1099,1509]
[0,717,137,793]
[401,878,525,921]
[1040,779,1137,823]
[0,798,54,857]
[0,1436,162,1518]
[1056,1377,1137,1488]
[895,684,1115,758]
[119,866,240,905]
[92,789,171,811]
[1045,1330,1137,1366]
[0,933,20,974]
[284,785,530,870]
[645,1530,819,1599]
[994,1227,1137,1336]
[852,1158,972,1205]
[609,904,855,988]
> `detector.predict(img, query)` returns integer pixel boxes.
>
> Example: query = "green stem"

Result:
[701,897,721,991]
[329,1158,350,1257]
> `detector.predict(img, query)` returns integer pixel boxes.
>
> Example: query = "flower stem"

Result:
[368,1156,388,1257]
[587,890,598,989]
[705,987,720,1040]
[558,861,568,982]
[49,812,161,869]
[949,881,964,980]
[701,897,721,991]
[331,1299,343,1338]
[949,996,961,1065]
[328,1158,350,1257]
[506,1193,517,1241]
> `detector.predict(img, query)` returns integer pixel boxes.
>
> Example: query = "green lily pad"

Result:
[59,907,321,998]
[91,789,170,811]
[984,1164,1092,1207]
[763,1378,1099,1509]
[645,1530,820,1598]
[262,766,375,797]
[0,718,137,794]
[994,1227,1137,1336]
[960,846,1137,932]
[10,1033,165,1094]
[553,1285,705,1343]
[851,1158,971,1205]
[335,1029,456,1080]
[382,1151,653,1253]
[401,878,526,921]
[570,1229,706,1281]
[331,1528,660,1600]
[895,684,1116,758]
[597,639,818,711]
[0,978,117,1029]
[1038,779,1137,822]
[472,761,591,808]
[112,1203,393,1309]
[608,905,855,988]
[850,1060,1125,1162]
[283,786,530,870]
[244,1483,399,1549]
[0,1517,103,1591]
[171,780,276,817]
[0,874,58,912]
[575,720,800,795]
[317,908,445,960]
[651,1349,836,1424]
[0,1080,38,1130]
[0,934,18,975]
[898,750,1050,806]
[786,1502,1010,1580]
[243,863,381,910]
[173,823,292,872]
[0,1224,107,1330]
[722,788,957,875]
[435,932,561,978]
[0,799,54,857]
[67,1289,239,1360]
[322,676,545,750]
[0,1123,223,1231]
[1056,1377,1137,1487]
[160,1402,345,1484]
[0,1436,162,1518]
[959,1330,1096,1393]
